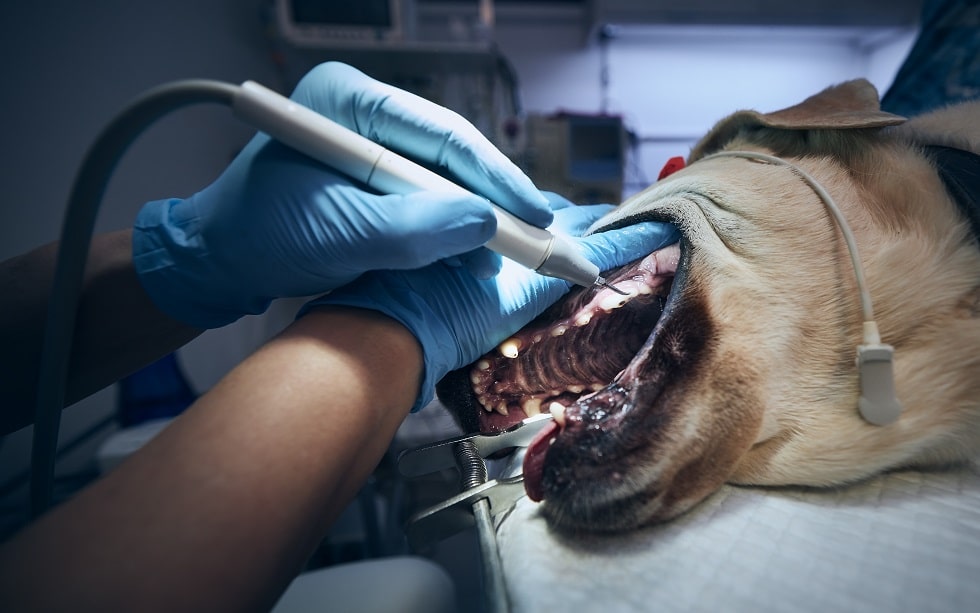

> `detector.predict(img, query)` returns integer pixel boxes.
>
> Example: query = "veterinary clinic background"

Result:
[1,1,977,612]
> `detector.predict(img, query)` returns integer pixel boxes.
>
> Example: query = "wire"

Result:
[31,80,239,518]
[697,150,901,425]
[699,150,877,334]
[1,413,117,502]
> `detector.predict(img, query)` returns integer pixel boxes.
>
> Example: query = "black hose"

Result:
[31,80,239,518]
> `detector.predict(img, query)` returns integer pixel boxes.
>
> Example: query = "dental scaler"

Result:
[232,81,623,293]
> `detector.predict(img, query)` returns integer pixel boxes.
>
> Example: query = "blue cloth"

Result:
[881,0,980,117]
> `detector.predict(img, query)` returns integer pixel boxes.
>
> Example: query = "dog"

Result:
[436,79,980,533]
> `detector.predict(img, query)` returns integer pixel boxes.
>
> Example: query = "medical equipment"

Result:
[233,81,626,294]
[521,112,627,205]
[31,76,624,517]
[397,413,555,613]
[274,0,406,49]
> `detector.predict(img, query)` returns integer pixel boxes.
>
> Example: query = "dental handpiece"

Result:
[232,80,616,291]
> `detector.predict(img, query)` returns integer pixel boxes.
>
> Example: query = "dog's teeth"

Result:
[600,293,630,311]
[478,395,492,412]
[550,324,568,337]
[532,333,543,343]
[476,359,491,371]
[549,402,566,427]
[637,284,654,295]
[496,402,510,416]
[470,372,482,385]
[523,397,542,416]
[575,312,593,326]
[499,338,521,359]
[590,383,604,391]
[566,384,585,394]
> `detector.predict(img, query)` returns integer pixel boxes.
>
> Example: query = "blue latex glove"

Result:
[133,62,552,328]
[304,201,680,411]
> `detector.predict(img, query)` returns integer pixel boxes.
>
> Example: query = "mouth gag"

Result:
[397,413,554,613]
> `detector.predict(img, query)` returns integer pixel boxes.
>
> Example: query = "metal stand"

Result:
[456,441,508,613]
[397,416,554,613]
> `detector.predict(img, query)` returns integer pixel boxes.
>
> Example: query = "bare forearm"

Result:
[0,229,201,434]
[0,307,422,612]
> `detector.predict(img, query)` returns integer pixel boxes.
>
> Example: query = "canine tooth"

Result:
[574,312,592,326]
[476,359,491,371]
[550,324,568,337]
[599,293,629,311]
[499,338,521,359]
[567,385,585,394]
[549,402,566,427]
[496,402,510,416]
[523,397,542,416]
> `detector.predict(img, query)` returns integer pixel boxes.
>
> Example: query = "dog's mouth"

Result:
[439,231,684,504]
[438,196,763,531]
[471,242,680,431]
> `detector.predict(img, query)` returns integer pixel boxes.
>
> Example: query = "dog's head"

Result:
[438,80,980,532]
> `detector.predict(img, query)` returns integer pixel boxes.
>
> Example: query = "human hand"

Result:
[304,200,679,410]
[133,62,551,328]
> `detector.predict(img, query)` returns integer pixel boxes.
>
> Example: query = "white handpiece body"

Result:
[231,80,601,287]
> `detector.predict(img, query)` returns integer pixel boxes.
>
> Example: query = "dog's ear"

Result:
[691,79,907,159]
[756,79,907,130]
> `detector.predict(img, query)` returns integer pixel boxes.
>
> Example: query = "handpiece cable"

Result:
[31,80,238,517]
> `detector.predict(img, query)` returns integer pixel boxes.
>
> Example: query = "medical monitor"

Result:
[567,114,625,184]
[275,0,404,47]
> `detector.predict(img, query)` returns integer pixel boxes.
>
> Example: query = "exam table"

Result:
[492,451,980,612]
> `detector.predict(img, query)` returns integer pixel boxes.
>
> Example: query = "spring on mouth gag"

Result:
[454,440,488,490]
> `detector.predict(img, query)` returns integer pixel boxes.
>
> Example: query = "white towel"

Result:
[496,458,980,613]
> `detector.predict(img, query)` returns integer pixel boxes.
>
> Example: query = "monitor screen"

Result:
[567,115,624,182]
[289,1,394,28]
[276,0,403,47]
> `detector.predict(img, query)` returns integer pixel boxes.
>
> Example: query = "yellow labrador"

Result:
[437,80,980,532]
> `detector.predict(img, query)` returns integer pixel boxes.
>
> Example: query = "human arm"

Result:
[0,307,420,612]
[0,229,201,434]
[0,203,677,611]
[1,61,548,432]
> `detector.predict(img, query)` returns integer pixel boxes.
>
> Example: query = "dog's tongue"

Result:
[523,418,560,502]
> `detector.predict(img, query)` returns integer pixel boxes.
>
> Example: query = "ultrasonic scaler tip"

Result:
[597,278,629,296]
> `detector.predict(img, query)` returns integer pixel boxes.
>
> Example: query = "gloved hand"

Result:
[304,200,680,411]
[133,62,552,328]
